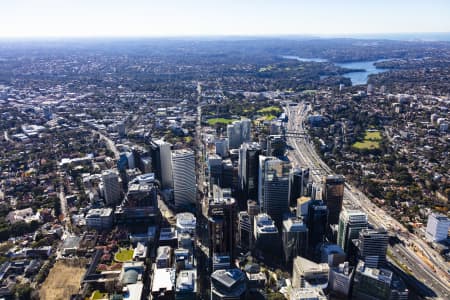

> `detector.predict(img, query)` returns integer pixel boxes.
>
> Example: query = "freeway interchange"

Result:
[284,103,450,299]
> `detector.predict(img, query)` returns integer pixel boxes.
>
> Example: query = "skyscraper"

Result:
[297,196,312,218]
[337,209,368,252]
[258,156,291,226]
[207,194,237,264]
[238,142,261,200]
[357,228,389,268]
[352,261,409,300]
[425,213,450,242]
[289,168,309,206]
[115,173,159,225]
[207,154,223,192]
[171,149,196,211]
[266,135,287,157]
[227,119,251,150]
[254,213,280,256]
[328,262,353,298]
[322,175,345,225]
[306,200,328,254]
[150,139,173,189]
[238,200,260,251]
[102,170,121,205]
[282,216,308,264]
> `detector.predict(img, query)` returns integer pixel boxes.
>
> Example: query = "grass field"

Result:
[364,130,382,140]
[257,106,282,114]
[40,260,86,300]
[206,118,236,126]
[262,115,277,121]
[352,130,382,150]
[91,290,108,300]
[352,141,380,150]
[114,248,134,262]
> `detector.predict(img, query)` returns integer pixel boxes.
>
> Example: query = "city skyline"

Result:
[1,0,450,38]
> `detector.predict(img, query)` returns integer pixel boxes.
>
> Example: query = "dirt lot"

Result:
[39,259,86,300]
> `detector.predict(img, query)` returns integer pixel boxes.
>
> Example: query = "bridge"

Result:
[283,130,308,138]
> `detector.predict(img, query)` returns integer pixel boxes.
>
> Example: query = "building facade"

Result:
[171,149,196,211]
[258,156,291,226]
[322,175,345,225]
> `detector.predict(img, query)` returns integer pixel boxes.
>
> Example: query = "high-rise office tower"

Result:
[254,213,280,257]
[258,156,291,226]
[425,213,450,242]
[115,173,159,225]
[102,170,121,205]
[322,175,345,225]
[328,262,353,298]
[214,138,229,158]
[171,149,196,211]
[337,209,368,252]
[207,192,237,263]
[352,261,408,300]
[306,200,328,254]
[297,196,312,218]
[221,159,234,189]
[227,119,251,150]
[150,139,173,189]
[238,142,261,200]
[289,168,302,206]
[238,200,260,251]
[282,216,308,264]
[289,168,310,206]
[357,228,389,268]
[207,154,223,192]
[266,135,287,157]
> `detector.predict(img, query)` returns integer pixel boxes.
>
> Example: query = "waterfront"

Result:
[282,55,389,85]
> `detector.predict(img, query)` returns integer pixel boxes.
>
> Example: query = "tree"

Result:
[267,292,285,300]
[14,283,33,300]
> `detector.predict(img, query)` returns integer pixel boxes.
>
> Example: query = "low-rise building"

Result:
[211,269,247,300]
[85,208,113,230]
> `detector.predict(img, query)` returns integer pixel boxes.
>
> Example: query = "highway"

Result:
[285,103,450,299]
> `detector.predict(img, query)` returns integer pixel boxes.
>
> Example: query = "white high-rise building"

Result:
[227,119,251,150]
[258,156,291,225]
[426,213,450,242]
[102,170,121,205]
[155,140,173,189]
[171,149,196,211]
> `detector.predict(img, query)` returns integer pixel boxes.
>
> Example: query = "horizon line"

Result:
[0,31,450,41]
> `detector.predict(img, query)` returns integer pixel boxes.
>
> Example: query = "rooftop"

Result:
[176,270,197,293]
[211,269,246,289]
[151,268,175,293]
[86,208,113,218]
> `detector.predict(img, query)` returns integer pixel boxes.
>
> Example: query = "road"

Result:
[3,130,11,142]
[93,130,120,159]
[58,182,72,234]
[285,103,450,299]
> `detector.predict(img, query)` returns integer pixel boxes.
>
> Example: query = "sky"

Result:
[0,0,449,38]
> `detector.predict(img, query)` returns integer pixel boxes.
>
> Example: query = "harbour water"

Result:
[282,55,389,85]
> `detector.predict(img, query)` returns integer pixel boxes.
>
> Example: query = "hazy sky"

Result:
[1,0,449,37]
